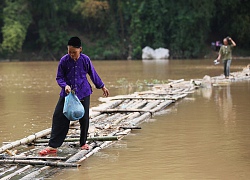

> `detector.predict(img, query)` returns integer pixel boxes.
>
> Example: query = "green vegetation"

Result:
[0,0,249,60]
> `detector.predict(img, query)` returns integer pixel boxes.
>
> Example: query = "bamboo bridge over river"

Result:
[0,65,249,179]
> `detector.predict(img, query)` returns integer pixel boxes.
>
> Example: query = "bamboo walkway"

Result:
[0,66,249,179]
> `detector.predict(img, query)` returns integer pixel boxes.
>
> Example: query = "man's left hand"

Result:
[102,86,109,97]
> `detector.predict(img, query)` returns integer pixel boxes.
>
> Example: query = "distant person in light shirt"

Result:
[39,36,109,155]
[216,36,236,79]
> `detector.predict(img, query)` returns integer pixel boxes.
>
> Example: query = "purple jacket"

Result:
[56,53,104,100]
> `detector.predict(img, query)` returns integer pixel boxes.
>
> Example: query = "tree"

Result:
[168,0,215,58]
[28,0,73,60]
[129,0,168,59]
[1,0,31,56]
[1,0,250,60]
[211,0,250,50]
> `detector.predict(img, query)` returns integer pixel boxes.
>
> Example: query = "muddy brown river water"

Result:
[0,59,250,180]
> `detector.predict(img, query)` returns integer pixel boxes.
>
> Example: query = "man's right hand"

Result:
[65,85,71,94]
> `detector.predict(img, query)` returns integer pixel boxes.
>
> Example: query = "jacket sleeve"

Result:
[56,60,67,88]
[87,57,104,89]
[218,46,222,55]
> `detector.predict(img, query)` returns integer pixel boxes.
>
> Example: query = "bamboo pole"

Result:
[98,96,128,102]
[87,136,120,142]
[91,100,124,118]
[142,100,162,110]
[98,96,179,101]
[119,126,141,130]
[2,156,67,160]
[168,79,185,85]
[137,90,194,96]
[90,113,108,123]
[117,99,136,109]
[0,159,80,167]
[19,166,51,180]
[150,100,173,113]
[65,147,91,163]
[76,144,102,163]
[129,112,152,126]
[66,141,99,163]
[34,136,120,144]
[126,100,162,121]
[104,113,123,122]
[115,100,148,115]
[130,100,148,109]
[173,93,188,99]
[0,165,32,180]
[171,88,185,94]
[113,113,133,125]
[126,99,175,126]
[116,129,131,136]
[93,108,154,113]
[0,128,52,154]
[0,165,17,177]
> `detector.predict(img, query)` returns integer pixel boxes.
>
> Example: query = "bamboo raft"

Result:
[0,66,249,179]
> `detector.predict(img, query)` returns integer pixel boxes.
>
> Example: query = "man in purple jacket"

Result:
[39,36,109,155]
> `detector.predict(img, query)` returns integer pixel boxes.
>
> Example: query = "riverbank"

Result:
[1,45,250,61]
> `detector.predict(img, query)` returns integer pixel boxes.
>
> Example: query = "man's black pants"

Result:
[49,95,90,148]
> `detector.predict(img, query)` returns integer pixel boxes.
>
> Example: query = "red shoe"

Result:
[81,144,89,150]
[39,148,57,155]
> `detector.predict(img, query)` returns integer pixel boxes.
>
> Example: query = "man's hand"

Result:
[102,86,109,97]
[65,85,71,94]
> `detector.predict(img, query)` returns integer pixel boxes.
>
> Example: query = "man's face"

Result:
[223,38,228,45]
[68,46,82,60]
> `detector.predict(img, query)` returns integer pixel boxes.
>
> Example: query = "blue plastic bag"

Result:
[63,92,85,121]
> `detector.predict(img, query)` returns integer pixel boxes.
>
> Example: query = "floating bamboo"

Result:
[99,95,179,101]
[0,128,52,154]
[119,126,141,129]
[0,165,32,180]
[1,156,67,160]
[94,108,154,113]
[0,165,17,177]
[0,159,80,167]
[34,136,120,144]
[19,166,50,180]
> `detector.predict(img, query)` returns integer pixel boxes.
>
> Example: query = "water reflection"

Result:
[142,59,169,79]
[200,88,213,100]
[199,75,213,100]
[214,84,236,129]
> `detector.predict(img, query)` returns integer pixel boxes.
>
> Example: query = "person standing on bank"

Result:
[39,36,109,155]
[216,36,236,79]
